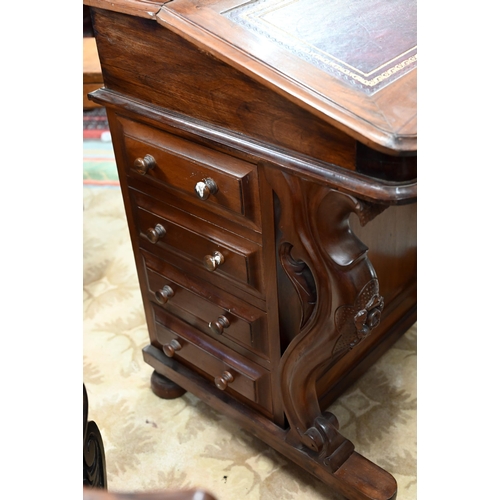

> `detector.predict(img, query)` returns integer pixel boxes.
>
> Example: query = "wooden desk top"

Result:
[84,0,416,155]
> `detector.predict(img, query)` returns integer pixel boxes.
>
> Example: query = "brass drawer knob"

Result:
[134,154,156,175]
[209,315,230,335]
[155,285,175,304]
[146,224,166,244]
[214,370,234,391]
[203,251,224,271]
[194,177,218,200]
[163,339,182,358]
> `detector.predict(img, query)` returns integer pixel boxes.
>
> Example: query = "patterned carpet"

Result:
[83,135,417,499]
[84,107,111,140]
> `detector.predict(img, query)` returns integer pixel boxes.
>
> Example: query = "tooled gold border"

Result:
[313,53,417,87]
[225,0,417,87]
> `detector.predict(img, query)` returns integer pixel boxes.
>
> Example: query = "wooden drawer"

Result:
[131,188,265,298]
[141,250,270,362]
[152,303,272,413]
[118,116,261,227]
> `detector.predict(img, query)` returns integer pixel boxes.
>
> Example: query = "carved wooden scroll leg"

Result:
[266,169,392,497]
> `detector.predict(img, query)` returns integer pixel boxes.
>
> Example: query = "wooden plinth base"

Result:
[144,346,397,500]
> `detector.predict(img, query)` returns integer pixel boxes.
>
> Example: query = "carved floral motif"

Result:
[354,292,384,336]
[333,279,384,358]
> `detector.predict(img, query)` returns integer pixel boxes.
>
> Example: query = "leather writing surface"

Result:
[224,0,417,94]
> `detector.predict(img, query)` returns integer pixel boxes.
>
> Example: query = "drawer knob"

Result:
[209,315,230,335]
[134,154,156,175]
[155,285,175,304]
[203,251,224,271]
[146,224,166,244]
[194,177,218,200]
[214,370,234,391]
[163,339,182,358]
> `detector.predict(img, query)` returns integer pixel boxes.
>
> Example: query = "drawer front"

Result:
[142,251,270,361]
[152,304,272,412]
[119,116,261,227]
[131,188,265,297]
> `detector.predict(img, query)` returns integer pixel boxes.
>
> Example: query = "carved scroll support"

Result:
[266,168,386,473]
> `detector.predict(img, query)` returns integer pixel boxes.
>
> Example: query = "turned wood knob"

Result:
[146,224,166,244]
[155,285,175,304]
[163,339,182,358]
[133,154,156,175]
[209,315,230,335]
[203,251,224,271]
[214,370,234,391]
[194,177,218,200]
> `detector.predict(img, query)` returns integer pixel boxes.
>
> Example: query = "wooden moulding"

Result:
[83,0,166,19]
[89,88,417,205]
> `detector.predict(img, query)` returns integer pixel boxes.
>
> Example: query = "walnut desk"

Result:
[85,1,417,498]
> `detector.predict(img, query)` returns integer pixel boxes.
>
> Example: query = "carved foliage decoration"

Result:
[333,278,384,359]
[279,242,317,328]
[265,167,389,473]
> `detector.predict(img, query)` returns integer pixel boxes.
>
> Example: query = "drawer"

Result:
[152,304,272,413]
[118,116,261,227]
[131,188,265,297]
[142,251,270,361]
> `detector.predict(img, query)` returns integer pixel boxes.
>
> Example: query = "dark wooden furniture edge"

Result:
[83,0,167,19]
[89,88,416,205]
[143,345,397,500]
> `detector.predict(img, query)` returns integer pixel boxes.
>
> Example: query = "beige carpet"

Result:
[83,186,417,500]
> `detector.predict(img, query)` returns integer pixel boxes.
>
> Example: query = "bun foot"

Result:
[150,370,187,399]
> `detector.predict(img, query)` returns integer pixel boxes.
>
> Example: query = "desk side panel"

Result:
[317,202,417,405]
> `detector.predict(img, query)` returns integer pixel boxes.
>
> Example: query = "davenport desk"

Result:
[85,1,417,498]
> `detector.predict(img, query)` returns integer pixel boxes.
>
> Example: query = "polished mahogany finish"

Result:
[85,1,416,498]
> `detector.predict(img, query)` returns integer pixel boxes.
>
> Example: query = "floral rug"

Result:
[83,140,417,499]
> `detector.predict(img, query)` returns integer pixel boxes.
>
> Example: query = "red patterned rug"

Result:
[83,107,110,140]
[83,108,119,187]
